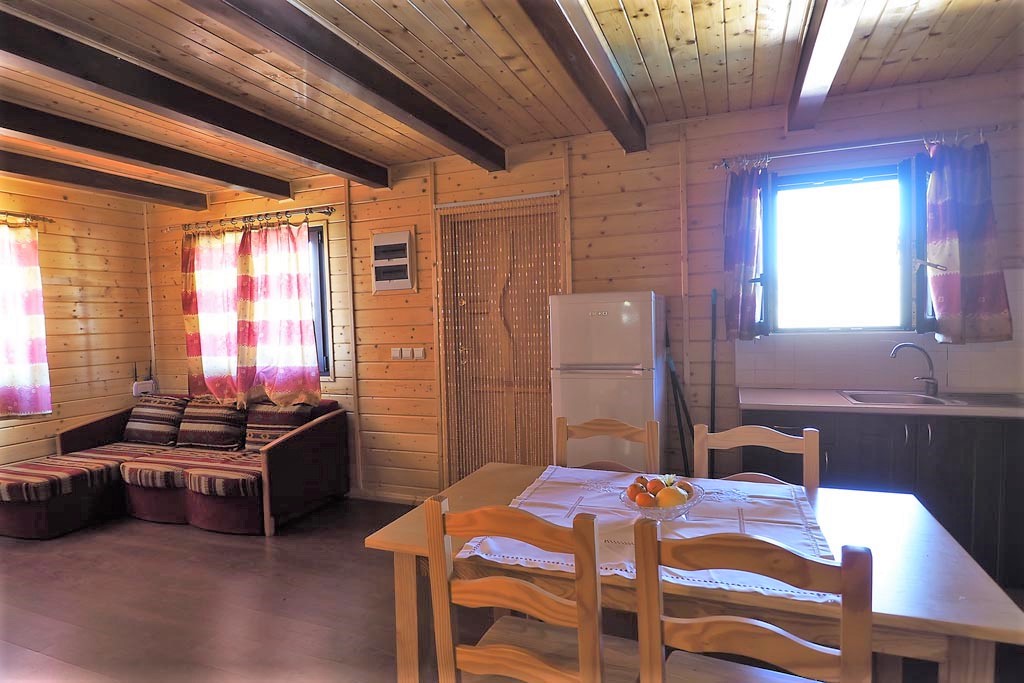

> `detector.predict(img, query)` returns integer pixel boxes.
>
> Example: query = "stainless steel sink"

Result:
[841,391,954,406]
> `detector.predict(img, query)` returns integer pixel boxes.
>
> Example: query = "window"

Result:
[307,224,331,376]
[762,163,928,333]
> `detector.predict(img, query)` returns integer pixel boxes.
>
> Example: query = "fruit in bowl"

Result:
[621,475,703,521]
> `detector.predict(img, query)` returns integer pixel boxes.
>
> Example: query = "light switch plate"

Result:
[391,347,402,360]
[413,347,425,360]
[401,347,413,360]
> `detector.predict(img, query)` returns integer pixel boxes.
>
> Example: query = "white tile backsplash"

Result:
[734,267,1024,393]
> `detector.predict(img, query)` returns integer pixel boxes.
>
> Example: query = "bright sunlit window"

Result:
[771,168,905,331]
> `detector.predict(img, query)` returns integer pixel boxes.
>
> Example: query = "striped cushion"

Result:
[128,448,245,469]
[123,395,190,445]
[244,402,311,450]
[176,399,246,450]
[121,461,186,489]
[185,468,261,498]
[70,442,174,463]
[0,454,121,503]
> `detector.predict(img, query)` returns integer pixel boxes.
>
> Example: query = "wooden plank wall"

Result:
[682,68,1023,472]
[143,67,1020,501]
[0,176,148,464]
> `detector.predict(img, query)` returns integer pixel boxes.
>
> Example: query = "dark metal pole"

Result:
[709,288,718,477]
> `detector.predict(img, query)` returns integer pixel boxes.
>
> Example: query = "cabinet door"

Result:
[914,418,977,554]
[740,410,834,486]
[1002,420,1024,589]
[830,414,916,492]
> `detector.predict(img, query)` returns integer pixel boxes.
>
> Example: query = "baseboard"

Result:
[348,487,424,507]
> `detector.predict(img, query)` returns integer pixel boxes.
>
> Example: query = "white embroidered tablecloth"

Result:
[457,465,838,603]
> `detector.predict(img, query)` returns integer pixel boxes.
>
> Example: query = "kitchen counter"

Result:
[739,387,1024,419]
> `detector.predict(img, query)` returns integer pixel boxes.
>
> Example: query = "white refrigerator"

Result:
[550,291,667,472]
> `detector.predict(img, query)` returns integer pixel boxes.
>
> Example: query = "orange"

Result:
[647,479,666,495]
[635,492,657,508]
[625,483,646,502]
[633,476,649,487]
[656,486,688,508]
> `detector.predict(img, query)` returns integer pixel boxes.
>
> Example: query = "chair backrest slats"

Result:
[694,423,820,490]
[658,533,844,594]
[451,576,578,628]
[444,505,576,554]
[456,644,581,682]
[426,495,604,683]
[555,416,660,472]
[634,518,873,683]
[661,616,841,682]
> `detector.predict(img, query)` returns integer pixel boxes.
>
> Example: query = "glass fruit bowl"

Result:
[620,481,704,521]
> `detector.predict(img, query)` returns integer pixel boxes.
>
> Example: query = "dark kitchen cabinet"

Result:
[741,409,1024,588]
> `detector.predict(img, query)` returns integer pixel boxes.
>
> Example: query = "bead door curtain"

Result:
[438,195,563,483]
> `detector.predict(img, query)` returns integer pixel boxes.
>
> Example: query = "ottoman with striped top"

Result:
[0,442,171,539]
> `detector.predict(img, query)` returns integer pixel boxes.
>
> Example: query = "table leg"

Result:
[874,654,903,683]
[394,552,421,683]
[938,638,995,683]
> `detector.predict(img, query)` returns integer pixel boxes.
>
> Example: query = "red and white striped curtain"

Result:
[0,221,51,416]
[182,222,320,407]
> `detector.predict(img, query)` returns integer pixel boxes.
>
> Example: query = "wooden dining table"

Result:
[364,463,1024,683]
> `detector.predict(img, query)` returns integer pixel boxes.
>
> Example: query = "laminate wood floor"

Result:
[0,499,414,682]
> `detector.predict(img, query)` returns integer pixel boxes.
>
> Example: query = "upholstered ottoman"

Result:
[121,460,188,524]
[0,452,129,539]
[120,448,246,525]
[184,459,264,535]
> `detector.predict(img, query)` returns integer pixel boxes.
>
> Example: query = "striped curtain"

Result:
[723,167,770,340]
[237,224,321,406]
[0,222,51,416]
[182,222,320,407]
[926,142,1013,343]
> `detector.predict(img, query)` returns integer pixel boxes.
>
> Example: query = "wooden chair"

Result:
[424,496,639,682]
[554,417,660,473]
[634,521,873,682]
[694,424,820,490]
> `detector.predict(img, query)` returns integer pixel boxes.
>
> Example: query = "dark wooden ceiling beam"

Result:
[0,151,208,210]
[179,0,506,172]
[0,11,389,188]
[0,101,291,199]
[787,0,865,131]
[517,0,646,153]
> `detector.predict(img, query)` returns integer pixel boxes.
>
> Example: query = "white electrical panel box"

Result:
[372,230,415,293]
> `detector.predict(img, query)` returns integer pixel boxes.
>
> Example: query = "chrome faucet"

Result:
[890,343,938,397]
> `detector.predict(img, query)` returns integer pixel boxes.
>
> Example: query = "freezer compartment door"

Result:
[550,292,657,369]
[551,370,658,472]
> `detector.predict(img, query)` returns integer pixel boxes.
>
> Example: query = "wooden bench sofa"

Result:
[0,399,347,539]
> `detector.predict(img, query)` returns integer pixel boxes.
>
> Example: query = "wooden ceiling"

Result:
[0,0,1020,208]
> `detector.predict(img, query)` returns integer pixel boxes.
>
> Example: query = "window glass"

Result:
[307,225,331,376]
[773,175,902,330]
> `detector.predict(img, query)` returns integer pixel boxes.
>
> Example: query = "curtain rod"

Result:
[435,190,560,210]
[162,205,337,233]
[1,210,55,224]
[713,123,1004,170]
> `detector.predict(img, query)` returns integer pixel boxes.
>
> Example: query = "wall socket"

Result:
[132,380,156,397]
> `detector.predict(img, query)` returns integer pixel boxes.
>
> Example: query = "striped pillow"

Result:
[176,399,247,450]
[245,403,312,450]
[123,395,189,446]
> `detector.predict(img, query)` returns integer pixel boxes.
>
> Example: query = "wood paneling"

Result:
[145,67,1022,500]
[0,175,145,464]
[587,0,814,120]
[832,0,1024,95]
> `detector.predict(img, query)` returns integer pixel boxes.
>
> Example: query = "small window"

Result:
[763,166,915,332]
[307,224,331,376]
